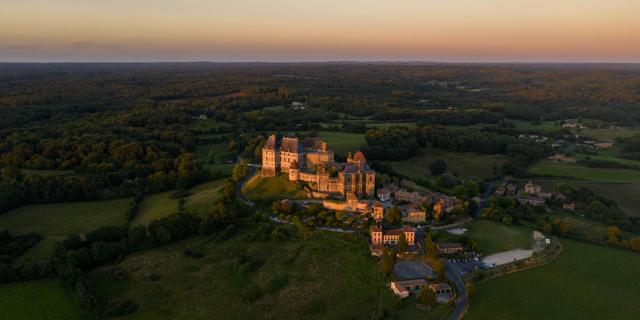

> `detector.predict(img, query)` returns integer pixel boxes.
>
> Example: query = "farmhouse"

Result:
[262,135,375,199]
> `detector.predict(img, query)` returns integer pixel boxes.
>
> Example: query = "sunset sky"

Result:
[1,0,638,62]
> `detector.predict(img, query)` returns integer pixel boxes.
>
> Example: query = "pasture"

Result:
[467,239,640,320]
[0,199,130,262]
[195,143,234,176]
[528,160,640,183]
[0,279,81,320]
[466,220,532,255]
[389,148,505,181]
[88,229,398,320]
[317,131,365,156]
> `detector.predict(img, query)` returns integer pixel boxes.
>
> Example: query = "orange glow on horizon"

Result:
[1,0,638,62]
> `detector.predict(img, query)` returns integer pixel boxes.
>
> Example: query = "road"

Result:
[445,260,468,320]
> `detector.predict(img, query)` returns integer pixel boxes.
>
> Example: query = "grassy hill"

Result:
[468,239,640,320]
[466,220,533,255]
[0,279,81,320]
[0,199,130,262]
[242,173,307,202]
[88,230,398,320]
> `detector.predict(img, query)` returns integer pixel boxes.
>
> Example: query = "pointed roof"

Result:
[353,151,366,162]
[281,137,301,153]
[264,134,277,150]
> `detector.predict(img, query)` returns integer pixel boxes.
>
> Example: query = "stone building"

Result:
[262,134,375,198]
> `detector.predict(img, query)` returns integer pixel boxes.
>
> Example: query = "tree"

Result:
[385,206,402,225]
[429,159,447,176]
[423,235,438,264]
[432,258,445,281]
[418,286,436,305]
[397,232,408,253]
[380,247,396,277]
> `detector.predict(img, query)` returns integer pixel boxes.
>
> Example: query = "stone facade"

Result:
[262,134,375,198]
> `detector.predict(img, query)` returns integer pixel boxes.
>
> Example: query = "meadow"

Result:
[88,230,399,320]
[317,131,365,156]
[132,179,226,225]
[467,239,640,320]
[528,160,640,183]
[389,148,506,181]
[465,220,532,255]
[0,198,130,262]
[241,173,307,202]
[0,279,81,320]
[195,143,234,175]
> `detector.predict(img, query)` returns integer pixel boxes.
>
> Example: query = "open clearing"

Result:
[468,239,640,320]
[0,279,81,320]
[528,160,640,183]
[88,230,398,320]
[389,148,505,182]
[0,199,130,262]
[466,220,532,255]
[132,179,226,225]
[195,143,234,176]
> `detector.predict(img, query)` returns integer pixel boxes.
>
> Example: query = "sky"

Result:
[1,0,638,63]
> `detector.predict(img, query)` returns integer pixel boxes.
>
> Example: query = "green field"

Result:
[0,199,130,262]
[468,239,640,320]
[532,178,640,217]
[189,118,231,131]
[242,173,307,202]
[389,148,505,181]
[195,143,234,176]
[575,151,640,167]
[528,160,640,183]
[133,179,226,225]
[317,131,365,156]
[466,220,532,255]
[0,279,81,320]
[88,230,397,320]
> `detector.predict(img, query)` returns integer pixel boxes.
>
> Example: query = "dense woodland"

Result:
[1,62,639,213]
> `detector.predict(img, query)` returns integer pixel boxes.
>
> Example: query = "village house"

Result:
[401,203,427,224]
[594,141,613,149]
[429,283,453,303]
[262,135,376,199]
[394,189,425,203]
[370,225,416,256]
[517,195,545,206]
[437,242,465,254]
[390,260,435,298]
[563,202,576,211]
[377,188,392,202]
[290,101,307,110]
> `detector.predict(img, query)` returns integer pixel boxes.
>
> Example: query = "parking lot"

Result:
[448,256,486,275]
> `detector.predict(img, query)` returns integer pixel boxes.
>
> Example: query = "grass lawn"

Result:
[0,278,81,320]
[389,148,505,181]
[575,126,640,141]
[88,229,397,320]
[195,143,234,176]
[394,297,452,320]
[575,152,640,167]
[467,239,640,320]
[317,131,365,156]
[133,179,227,225]
[242,172,307,202]
[528,160,640,183]
[466,220,532,255]
[0,199,130,262]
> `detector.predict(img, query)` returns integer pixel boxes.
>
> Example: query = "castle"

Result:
[261,134,376,199]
